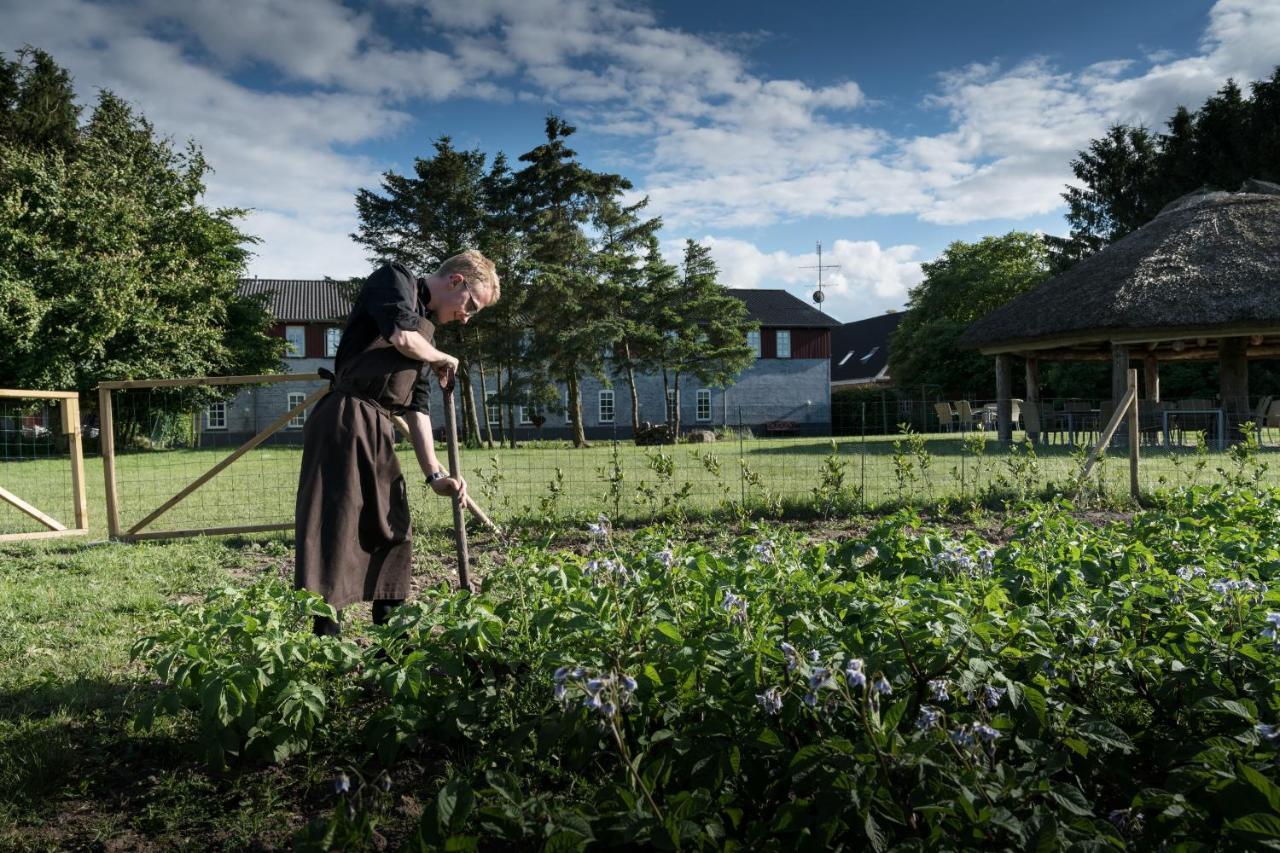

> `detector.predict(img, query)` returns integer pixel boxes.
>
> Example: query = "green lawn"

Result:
[0,525,480,849]
[3,430,1278,538]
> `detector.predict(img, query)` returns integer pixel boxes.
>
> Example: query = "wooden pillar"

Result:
[995,354,1012,443]
[1127,368,1139,498]
[1111,343,1130,447]
[1220,336,1249,443]
[1144,356,1160,402]
[1025,357,1041,442]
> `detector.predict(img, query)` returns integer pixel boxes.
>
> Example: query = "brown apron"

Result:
[294,330,430,610]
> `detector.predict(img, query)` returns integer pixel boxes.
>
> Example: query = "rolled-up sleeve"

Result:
[407,371,431,415]
[363,263,421,340]
[405,317,436,415]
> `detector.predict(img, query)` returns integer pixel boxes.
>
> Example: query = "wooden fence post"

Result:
[98,385,121,538]
[1128,368,1139,499]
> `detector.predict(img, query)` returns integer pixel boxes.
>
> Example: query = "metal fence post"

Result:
[860,401,867,504]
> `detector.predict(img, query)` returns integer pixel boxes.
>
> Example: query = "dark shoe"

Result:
[372,598,403,626]
[313,614,341,637]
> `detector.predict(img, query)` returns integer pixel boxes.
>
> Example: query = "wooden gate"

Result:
[98,374,326,541]
[0,389,89,542]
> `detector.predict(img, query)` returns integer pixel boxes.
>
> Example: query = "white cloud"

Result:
[683,236,924,321]
[4,0,1277,285]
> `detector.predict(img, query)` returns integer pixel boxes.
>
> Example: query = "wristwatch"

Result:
[426,470,446,485]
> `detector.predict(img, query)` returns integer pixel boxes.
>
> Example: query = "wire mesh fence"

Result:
[458,397,1280,523]
[0,391,87,541]
[98,375,325,539]
[22,381,1280,540]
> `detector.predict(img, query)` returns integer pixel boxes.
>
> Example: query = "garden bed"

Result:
[2,490,1278,849]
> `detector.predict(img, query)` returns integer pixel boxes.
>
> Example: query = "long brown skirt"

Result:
[295,392,413,610]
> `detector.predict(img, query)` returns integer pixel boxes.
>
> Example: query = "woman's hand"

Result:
[429,474,467,500]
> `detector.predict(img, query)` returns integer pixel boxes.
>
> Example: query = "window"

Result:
[519,405,540,426]
[284,325,306,358]
[205,401,226,430]
[860,346,879,363]
[325,327,341,358]
[666,389,677,423]
[696,389,711,422]
[598,390,615,423]
[776,330,791,359]
[486,393,501,426]
[746,329,761,358]
[837,351,854,366]
[287,392,307,429]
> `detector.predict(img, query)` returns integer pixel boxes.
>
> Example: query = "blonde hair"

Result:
[435,249,500,304]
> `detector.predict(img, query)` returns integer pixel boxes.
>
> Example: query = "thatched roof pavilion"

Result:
[960,179,1280,442]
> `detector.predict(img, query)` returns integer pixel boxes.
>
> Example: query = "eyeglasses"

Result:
[459,277,481,316]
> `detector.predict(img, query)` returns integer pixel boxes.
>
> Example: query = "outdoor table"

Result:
[1163,408,1225,450]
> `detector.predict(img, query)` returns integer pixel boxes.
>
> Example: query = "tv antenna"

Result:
[799,241,839,305]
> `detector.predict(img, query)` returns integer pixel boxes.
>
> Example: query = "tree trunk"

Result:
[477,358,494,449]
[459,366,481,448]
[661,369,670,428]
[505,366,518,449]
[568,373,588,448]
[624,342,640,434]
[673,372,682,437]
[493,367,506,448]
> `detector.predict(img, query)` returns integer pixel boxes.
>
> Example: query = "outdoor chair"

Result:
[1251,395,1273,445]
[954,400,984,432]
[1097,400,1115,444]
[1265,401,1280,444]
[1173,399,1216,446]
[1020,399,1062,444]
[1138,400,1168,446]
[933,401,957,433]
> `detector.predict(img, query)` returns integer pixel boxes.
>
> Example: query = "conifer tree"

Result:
[353,137,493,441]
[513,115,631,448]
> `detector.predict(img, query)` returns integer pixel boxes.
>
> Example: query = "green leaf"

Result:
[756,728,784,749]
[1020,684,1048,729]
[653,622,683,644]
[1075,719,1134,753]
[864,812,887,852]
[1062,737,1090,757]
[1227,814,1280,838]
[1239,763,1280,813]
[438,777,475,833]
[1046,786,1094,817]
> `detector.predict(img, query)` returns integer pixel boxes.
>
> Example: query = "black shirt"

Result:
[335,262,434,415]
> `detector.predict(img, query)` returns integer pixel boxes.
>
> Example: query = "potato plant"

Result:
[138,485,1280,849]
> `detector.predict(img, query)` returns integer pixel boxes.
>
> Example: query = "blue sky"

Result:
[4,0,1277,322]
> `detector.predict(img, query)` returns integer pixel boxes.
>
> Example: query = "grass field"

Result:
[0,525,480,849]
[3,429,1279,538]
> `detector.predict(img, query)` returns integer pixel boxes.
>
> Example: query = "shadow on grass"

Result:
[0,676,191,810]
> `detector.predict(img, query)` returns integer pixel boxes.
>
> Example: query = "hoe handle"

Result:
[442,383,471,592]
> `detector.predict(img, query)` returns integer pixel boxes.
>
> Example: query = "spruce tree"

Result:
[513,115,631,448]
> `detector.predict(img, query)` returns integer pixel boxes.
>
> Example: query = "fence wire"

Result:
[105,380,324,536]
[0,398,76,536]
[75,388,1280,538]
